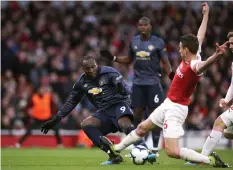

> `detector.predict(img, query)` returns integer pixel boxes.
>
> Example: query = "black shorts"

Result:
[131,84,164,109]
[92,102,133,135]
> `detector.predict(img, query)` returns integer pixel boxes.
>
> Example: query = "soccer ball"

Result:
[130,145,149,165]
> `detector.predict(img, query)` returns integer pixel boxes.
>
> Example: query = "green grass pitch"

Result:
[2,148,233,170]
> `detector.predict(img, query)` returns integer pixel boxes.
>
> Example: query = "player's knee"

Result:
[80,119,92,129]
[213,117,226,129]
[223,132,233,139]
[81,116,100,129]
[133,108,144,120]
[136,123,147,136]
[118,116,134,134]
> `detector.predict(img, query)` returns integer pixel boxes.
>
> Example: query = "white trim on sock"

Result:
[114,130,142,151]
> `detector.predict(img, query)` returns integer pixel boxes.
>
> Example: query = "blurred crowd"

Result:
[1,1,233,131]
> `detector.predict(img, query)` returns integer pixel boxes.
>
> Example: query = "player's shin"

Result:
[114,130,142,151]
[201,129,223,156]
[82,125,109,153]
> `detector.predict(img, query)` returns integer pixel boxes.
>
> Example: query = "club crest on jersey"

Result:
[134,46,138,50]
[88,87,102,95]
[148,45,154,51]
[176,67,184,78]
[136,51,150,57]
[99,78,106,86]
[83,84,88,88]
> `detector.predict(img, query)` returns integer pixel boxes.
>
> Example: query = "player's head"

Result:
[37,87,46,95]
[227,32,233,53]
[82,56,98,77]
[138,17,152,36]
[179,34,199,59]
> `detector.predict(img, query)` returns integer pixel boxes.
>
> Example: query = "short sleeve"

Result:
[190,60,202,74]
[128,41,134,59]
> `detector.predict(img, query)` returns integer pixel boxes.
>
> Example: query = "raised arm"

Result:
[100,41,134,64]
[197,2,209,47]
[195,42,228,74]
[220,65,233,108]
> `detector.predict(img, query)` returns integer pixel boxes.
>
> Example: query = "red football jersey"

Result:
[168,60,201,105]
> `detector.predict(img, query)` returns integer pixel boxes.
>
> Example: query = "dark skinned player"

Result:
[101,17,174,154]
[41,56,156,165]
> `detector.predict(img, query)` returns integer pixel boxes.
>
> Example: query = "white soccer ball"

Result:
[130,145,149,165]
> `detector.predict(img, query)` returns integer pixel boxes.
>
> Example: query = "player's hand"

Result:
[41,119,57,134]
[202,2,209,15]
[100,49,115,61]
[219,98,227,109]
[168,71,175,80]
[215,41,228,56]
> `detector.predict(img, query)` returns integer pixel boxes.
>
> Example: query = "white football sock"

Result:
[180,148,210,164]
[201,130,222,156]
[114,130,142,151]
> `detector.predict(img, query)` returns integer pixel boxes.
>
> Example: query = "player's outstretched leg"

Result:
[165,138,229,168]
[100,119,158,164]
[81,117,123,165]
[118,116,157,164]
[201,117,226,156]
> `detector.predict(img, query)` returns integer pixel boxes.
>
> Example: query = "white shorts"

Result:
[220,107,233,127]
[224,126,233,134]
[149,98,188,138]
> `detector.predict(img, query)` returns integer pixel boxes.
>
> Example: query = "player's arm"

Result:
[197,2,209,47]
[111,73,132,95]
[220,73,233,108]
[56,87,84,120]
[193,42,228,74]
[114,56,133,64]
[100,42,133,64]
[41,80,84,134]
[225,82,233,107]
[159,40,174,79]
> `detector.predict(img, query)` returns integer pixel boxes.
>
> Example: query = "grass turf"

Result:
[1,148,233,170]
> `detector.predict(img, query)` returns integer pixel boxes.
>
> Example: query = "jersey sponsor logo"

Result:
[88,87,103,95]
[136,51,150,60]
[148,45,154,51]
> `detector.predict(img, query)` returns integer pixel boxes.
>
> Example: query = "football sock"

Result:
[82,125,109,153]
[151,129,160,151]
[18,128,32,144]
[53,128,62,145]
[201,130,222,156]
[114,130,142,151]
[121,124,147,148]
[180,147,210,164]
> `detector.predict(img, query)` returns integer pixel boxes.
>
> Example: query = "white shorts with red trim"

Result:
[149,98,188,138]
